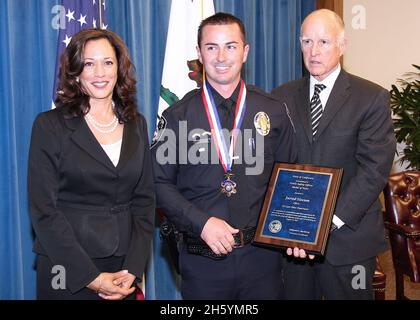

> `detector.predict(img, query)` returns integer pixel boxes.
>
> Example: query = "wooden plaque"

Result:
[253,163,343,256]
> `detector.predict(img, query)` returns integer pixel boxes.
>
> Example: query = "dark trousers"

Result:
[282,254,376,300]
[36,254,135,300]
[179,243,284,300]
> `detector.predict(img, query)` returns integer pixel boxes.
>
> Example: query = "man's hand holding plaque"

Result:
[287,247,315,259]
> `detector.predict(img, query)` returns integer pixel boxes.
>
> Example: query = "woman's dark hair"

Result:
[55,28,138,122]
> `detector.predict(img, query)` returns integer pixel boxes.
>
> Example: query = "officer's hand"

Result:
[201,217,239,255]
[286,247,315,260]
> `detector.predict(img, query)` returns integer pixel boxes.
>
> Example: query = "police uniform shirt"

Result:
[152,82,297,235]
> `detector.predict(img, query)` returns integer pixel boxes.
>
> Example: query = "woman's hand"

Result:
[112,272,136,290]
[87,270,136,300]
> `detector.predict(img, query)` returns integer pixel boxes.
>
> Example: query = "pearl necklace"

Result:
[85,112,119,134]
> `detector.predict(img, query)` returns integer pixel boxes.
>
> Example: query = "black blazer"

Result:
[28,108,155,293]
[272,70,396,265]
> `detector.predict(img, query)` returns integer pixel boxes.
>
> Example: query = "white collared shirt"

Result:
[101,138,122,167]
[309,64,345,229]
[309,64,341,111]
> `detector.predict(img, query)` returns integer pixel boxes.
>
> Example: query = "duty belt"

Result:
[185,226,256,260]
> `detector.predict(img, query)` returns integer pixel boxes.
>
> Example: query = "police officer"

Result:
[152,12,296,299]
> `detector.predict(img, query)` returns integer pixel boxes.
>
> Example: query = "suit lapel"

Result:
[68,116,117,172]
[315,70,350,138]
[293,77,312,143]
[117,119,139,171]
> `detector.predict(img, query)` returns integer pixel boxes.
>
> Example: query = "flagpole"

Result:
[99,0,102,28]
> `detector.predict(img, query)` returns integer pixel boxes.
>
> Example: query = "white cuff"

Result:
[332,215,345,229]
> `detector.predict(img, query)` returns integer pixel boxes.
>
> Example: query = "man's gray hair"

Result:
[301,9,346,43]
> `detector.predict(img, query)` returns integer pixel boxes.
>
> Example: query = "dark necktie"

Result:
[218,98,235,130]
[217,99,249,228]
[218,99,235,153]
[310,84,326,136]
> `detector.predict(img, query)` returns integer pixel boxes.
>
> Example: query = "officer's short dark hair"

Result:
[197,12,247,48]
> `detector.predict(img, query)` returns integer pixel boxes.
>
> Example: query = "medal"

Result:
[221,172,237,197]
[202,80,247,197]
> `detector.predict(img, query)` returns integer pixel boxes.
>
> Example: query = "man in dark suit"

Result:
[272,9,396,299]
[152,12,296,299]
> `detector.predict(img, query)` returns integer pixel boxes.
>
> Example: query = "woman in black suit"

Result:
[28,29,155,300]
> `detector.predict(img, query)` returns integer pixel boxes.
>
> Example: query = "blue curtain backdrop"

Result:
[0,0,314,299]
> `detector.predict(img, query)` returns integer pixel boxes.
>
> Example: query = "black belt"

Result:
[185,226,256,260]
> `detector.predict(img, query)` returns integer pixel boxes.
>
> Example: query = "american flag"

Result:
[52,0,108,100]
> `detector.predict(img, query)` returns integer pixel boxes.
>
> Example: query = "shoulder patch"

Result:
[150,115,167,149]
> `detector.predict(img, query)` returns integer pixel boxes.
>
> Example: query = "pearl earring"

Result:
[76,77,80,83]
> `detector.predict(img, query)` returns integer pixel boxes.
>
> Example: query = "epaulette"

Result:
[166,88,201,111]
[246,84,279,102]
